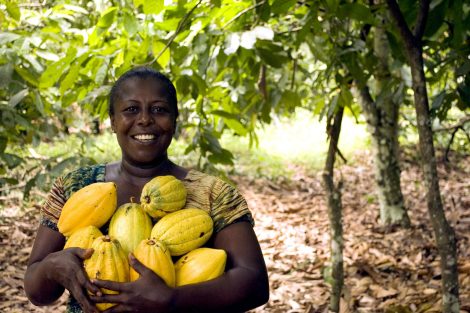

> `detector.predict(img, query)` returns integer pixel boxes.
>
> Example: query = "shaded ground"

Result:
[1,150,469,313]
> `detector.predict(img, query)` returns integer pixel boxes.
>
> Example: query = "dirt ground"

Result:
[1,150,469,313]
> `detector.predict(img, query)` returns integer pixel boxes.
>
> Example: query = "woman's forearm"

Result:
[24,259,65,306]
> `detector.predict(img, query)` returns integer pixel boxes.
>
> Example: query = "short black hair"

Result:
[108,67,178,119]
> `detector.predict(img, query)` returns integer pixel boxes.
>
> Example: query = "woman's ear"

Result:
[110,116,116,133]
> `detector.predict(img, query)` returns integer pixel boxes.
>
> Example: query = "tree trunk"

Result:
[322,107,344,313]
[386,1,460,311]
[357,24,410,227]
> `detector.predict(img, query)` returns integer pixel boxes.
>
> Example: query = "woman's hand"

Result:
[90,254,174,313]
[45,247,101,313]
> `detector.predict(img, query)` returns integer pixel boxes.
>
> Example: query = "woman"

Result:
[24,67,269,313]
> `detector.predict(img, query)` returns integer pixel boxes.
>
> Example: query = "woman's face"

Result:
[111,77,176,166]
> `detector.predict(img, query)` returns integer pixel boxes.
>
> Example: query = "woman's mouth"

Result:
[132,134,156,142]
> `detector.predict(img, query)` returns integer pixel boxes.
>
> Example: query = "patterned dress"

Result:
[40,164,254,313]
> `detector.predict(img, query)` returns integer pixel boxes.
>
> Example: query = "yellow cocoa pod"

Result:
[108,201,152,254]
[175,248,227,286]
[58,182,117,237]
[140,175,187,219]
[131,239,175,287]
[150,208,213,256]
[63,225,103,250]
[84,235,129,312]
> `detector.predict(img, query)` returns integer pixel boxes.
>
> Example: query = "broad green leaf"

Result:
[123,11,139,36]
[256,1,271,22]
[34,90,45,115]
[338,3,375,24]
[431,91,446,110]
[40,47,77,89]
[0,137,7,154]
[143,0,164,15]
[6,1,21,21]
[9,89,29,107]
[97,7,118,28]
[152,41,171,68]
[224,118,248,136]
[271,0,296,14]
[2,153,23,169]
[456,61,470,77]
[208,148,234,165]
[94,59,109,84]
[0,32,21,45]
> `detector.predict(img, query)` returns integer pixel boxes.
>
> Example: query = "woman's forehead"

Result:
[120,76,167,93]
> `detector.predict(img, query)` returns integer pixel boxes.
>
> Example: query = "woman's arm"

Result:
[24,225,100,312]
[91,221,269,313]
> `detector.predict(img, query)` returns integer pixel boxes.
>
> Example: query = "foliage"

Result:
[0,0,468,193]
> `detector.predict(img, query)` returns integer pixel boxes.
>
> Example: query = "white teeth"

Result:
[134,134,155,141]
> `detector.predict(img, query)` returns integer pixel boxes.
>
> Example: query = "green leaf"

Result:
[256,44,289,68]
[338,3,375,24]
[224,119,248,136]
[60,62,81,95]
[97,7,118,28]
[123,11,139,36]
[2,153,23,169]
[15,66,39,87]
[271,0,296,14]
[152,41,170,68]
[431,91,446,110]
[208,148,234,165]
[456,61,470,77]
[0,137,7,154]
[34,90,45,116]
[0,32,21,45]
[9,89,29,107]
[6,1,21,21]
[39,48,77,89]
[143,0,164,15]
[256,1,271,21]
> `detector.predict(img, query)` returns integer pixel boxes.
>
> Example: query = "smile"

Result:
[132,134,156,142]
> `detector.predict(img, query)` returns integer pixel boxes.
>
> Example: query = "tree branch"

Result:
[414,0,430,39]
[222,1,266,29]
[385,0,417,52]
[432,115,470,132]
[141,0,204,67]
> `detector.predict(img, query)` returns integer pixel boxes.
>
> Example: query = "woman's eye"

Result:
[151,106,166,113]
[124,106,138,113]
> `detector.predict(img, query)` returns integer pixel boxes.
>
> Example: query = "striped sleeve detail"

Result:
[40,176,67,230]
[183,171,254,233]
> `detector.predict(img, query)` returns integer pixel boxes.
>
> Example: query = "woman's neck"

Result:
[119,157,175,184]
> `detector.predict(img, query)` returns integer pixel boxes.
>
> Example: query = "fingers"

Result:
[92,279,126,292]
[128,253,152,277]
[65,247,94,260]
[68,282,98,313]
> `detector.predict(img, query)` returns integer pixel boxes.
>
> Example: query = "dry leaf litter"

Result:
[0,150,468,313]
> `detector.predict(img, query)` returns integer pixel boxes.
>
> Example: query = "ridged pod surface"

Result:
[140,175,187,219]
[63,225,103,250]
[150,208,213,256]
[58,182,117,237]
[108,202,152,254]
[84,235,129,311]
[174,248,227,286]
[131,239,175,287]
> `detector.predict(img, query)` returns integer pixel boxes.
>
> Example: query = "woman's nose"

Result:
[137,110,153,125]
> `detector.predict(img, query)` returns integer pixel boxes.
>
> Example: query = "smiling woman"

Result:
[23,67,269,313]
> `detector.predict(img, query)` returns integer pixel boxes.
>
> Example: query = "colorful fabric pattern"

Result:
[39,164,254,312]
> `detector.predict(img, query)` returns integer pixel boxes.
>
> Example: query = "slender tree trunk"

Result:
[386,1,460,311]
[322,107,344,313]
[357,23,410,227]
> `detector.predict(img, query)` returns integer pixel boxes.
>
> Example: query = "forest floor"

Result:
[0,150,469,313]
